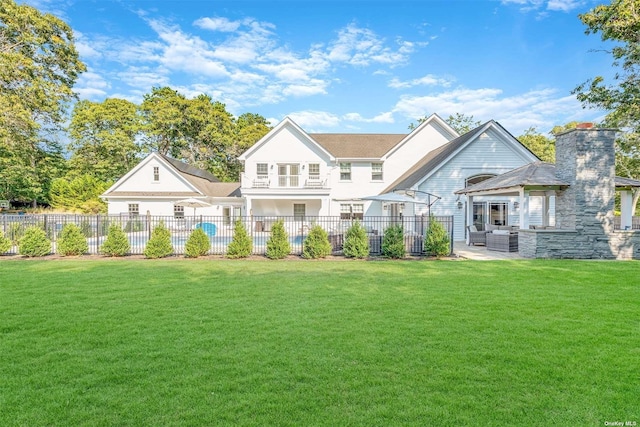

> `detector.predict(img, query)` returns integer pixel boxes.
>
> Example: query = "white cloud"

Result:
[117,67,170,89]
[389,74,455,89]
[74,70,109,100]
[288,111,341,130]
[393,87,596,134]
[343,112,395,124]
[500,0,586,12]
[193,17,242,32]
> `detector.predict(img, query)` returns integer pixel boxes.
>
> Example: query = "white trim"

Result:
[382,113,458,160]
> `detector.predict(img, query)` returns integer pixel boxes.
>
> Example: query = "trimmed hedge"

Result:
[0,230,12,254]
[226,220,252,258]
[185,227,211,258]
[343,221,370,258]
[382,224,405,259]
[424,217,450,258]
[302,225,332,259]
[144,222,174,259]
[100,225,131,257]
[265,220,290,259]
[57,223,89,256]
[19,227,51,257]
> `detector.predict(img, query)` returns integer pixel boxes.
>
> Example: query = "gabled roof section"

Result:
[309,133,406,158]
[383,120,539,193]
[382,113,459,159]
[238,116,334,161]
[455,162,568,194]
[158,153,220,183]
[102,152,239,199]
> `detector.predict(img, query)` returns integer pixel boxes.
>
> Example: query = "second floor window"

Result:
[340,163,351,181]
[257,163,268,178]
[278,164,300,187]
[153,166,159,181]
[308,163,320,178]
[371,163,383,181]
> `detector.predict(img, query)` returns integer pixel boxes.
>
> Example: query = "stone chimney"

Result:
[554,124,617,234]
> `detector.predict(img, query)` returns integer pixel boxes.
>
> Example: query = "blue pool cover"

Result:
[195,222,217,236]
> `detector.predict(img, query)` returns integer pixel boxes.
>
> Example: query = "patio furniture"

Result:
[486,231,518,252]
[467,225,487,246]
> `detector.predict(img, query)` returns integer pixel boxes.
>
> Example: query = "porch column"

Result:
[541,195,549,227]
[620,190,633,230]
[519,189,530,230]
[466,195,474,240]
[246,197,252,217]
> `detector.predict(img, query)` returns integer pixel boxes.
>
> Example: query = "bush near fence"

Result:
[0,214,454,257]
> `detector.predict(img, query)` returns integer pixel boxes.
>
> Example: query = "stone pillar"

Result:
[554,124,616,233]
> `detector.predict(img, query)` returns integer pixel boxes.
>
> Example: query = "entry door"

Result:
[473,202,487,230]
[293,203,306,220]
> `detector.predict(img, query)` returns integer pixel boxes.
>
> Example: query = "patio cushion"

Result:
[492,229,510,235]
[486,223,498,231]
[469,225,478,232]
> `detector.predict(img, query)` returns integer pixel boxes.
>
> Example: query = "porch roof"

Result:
[455,162,568,195]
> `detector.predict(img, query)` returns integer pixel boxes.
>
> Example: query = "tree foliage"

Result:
[518,127,556,162]
[343,221,370,258]
[382,224,405,259]
[49,174,109,213]
[56,223,88,256]
[226,220,252,258]
[185,227,211,258]
[424,217,450,258]
[68,98,142,182]
[0,0,85,204]
[143,221,174,259]
[19,226,51,257]
[265,220,291,259]
[100,224,130,257]
[574,0,640,209]
[302,225,332,259]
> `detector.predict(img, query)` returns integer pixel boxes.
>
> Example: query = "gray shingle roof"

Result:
[383,122,492,193]
[455,162,568,194]
[615,176,640,188]
[309,133,406,158]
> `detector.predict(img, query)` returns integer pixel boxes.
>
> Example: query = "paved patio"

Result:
[453,241,523,260]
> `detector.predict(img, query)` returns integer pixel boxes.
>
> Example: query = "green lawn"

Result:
[1,259,638,426]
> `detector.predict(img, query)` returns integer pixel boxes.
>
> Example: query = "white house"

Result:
[101,152,243,222]
[102,114,544,241]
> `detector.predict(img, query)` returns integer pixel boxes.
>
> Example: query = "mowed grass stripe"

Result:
[0,260,638,426]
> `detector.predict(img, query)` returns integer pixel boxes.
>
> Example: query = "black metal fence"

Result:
[0,214,454,257]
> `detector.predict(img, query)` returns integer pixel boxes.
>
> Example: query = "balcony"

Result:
[242,173,330,190]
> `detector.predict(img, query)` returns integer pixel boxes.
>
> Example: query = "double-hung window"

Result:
[128,203,139,217]
[153,166,160,182]
[256,163,268,179]
[340,203,363,220]
[371,163,383,181]
[308,163,320,179]
[340,163,351,181]
[174,205,184,218]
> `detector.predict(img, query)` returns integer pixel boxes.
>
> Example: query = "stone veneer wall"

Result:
[519,127,640,259]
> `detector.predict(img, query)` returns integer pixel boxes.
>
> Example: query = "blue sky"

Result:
[23,0,614,135]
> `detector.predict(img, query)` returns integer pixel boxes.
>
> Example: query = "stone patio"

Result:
[453,241,523,260]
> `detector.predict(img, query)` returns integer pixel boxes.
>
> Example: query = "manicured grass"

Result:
[0,259,638,426]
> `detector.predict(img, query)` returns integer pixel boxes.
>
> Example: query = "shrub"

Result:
[424,217,451,258]
[382,224,405,259]
[143,221,174,259]
[79,219,93,237]
[226,220,252,258]
[185,227,211,258]
[100,224,130,257]
[343,221,370,259]
[57,223,89,256]
[0,230,12,254]
[302,224,332,259]
[8,222,26,245]
[19,226,51,257]
[265,220,290,259]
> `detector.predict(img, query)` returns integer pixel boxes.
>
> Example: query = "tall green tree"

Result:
[573,0,640,210]
[518,127,556,162]
[0,0,85,205]
[139,86,188,157]
[68,98,142,182]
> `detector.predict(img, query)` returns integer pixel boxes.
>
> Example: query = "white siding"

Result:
[416,129,537,240]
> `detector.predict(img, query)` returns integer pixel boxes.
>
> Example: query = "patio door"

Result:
[278,164,300,187]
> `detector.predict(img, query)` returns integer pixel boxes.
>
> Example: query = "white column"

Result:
[620,191,633,230]
[541,195,549,227]
[466,195,474,242]
[519,189,530,230]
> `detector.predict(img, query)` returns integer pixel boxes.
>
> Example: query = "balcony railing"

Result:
[243,173,330,189]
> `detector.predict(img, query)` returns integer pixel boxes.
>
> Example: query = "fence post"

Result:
[147,211,152,239]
